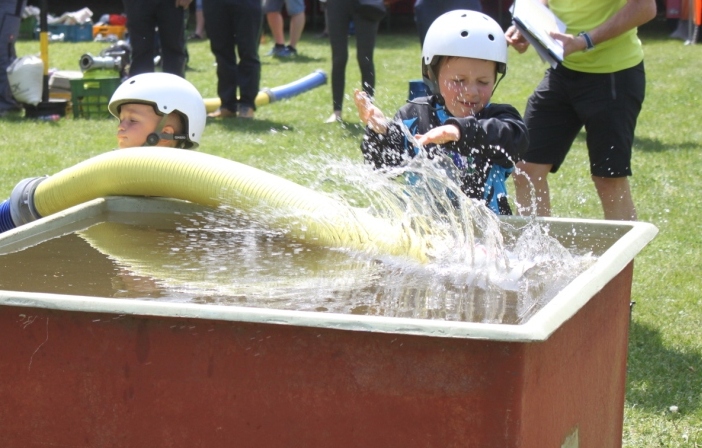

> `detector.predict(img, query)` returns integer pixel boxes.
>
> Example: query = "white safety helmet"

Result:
[108,72,206,149]
[421,10,508,95]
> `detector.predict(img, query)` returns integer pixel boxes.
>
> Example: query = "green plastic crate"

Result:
[70,77,121,119]
[19,17,37,40]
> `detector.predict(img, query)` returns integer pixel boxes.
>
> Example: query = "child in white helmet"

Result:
[108,72,207,150]
[354,10,528,215]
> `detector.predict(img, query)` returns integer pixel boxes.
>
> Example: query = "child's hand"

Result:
[414,124,460,146]
[354,89,388,134]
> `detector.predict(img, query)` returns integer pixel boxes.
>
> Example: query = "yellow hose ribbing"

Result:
[33,148,429,262]
[204,92,271,113]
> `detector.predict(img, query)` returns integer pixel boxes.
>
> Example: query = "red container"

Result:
[0,197,657,447]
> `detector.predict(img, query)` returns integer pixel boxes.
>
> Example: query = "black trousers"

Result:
[122,0,187,77]
[203,0,262,111]
[326,0,379,112]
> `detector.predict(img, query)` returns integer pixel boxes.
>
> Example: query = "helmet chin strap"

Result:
[492,71,506,96]
[144,114,189,148]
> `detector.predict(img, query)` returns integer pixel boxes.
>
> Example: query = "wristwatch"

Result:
[578,32,595,52]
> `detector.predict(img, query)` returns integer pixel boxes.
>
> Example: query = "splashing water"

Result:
[75,144,595,324]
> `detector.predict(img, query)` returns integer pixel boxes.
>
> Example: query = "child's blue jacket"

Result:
[360,95,529,215]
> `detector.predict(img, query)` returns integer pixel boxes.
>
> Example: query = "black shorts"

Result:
[522,61,646,177]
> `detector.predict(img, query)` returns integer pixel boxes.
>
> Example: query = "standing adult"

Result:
[324,0,382,123]
[0,0,25,116]
[263,0,305,57]
[413,0,482,46]
[506,0,657,221]
[122,0,191,78]
[203,0,262,119]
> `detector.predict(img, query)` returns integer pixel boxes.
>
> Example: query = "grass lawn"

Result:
[2,14,701,446]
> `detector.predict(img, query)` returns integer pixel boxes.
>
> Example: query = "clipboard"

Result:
[511,0,567,68]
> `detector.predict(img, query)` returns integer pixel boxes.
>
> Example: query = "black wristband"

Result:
[578,31,595,52]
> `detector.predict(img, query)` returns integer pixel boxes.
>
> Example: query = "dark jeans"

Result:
[123,0,187,77]
[203,0,262,111]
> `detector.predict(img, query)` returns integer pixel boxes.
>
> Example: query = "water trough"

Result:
[0,192,657,447]
[0,146,657,447]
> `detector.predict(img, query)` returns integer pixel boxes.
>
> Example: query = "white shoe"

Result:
[324,112,341,123]
[670,20,690,40]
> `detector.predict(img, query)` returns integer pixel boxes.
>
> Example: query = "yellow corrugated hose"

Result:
[32,148,429,262]
[203,91,271,113]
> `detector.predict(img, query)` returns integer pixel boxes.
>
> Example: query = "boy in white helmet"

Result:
[354,10,528,215]
[108,72,207,150]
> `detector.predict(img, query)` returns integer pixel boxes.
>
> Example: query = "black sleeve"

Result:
[443,104,529,168]
[359,114,411,170]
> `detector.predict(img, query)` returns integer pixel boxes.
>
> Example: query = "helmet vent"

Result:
[461,31,469,37]
[488,34,495,41]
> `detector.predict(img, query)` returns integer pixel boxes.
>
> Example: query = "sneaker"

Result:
[324,111,341,123]
[279,45,298,57]
[237,105,254,119]
[207,107,236,119]
[266,44,286,57]
[188,33,204,41]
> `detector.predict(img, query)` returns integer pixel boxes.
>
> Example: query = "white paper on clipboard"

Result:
[511,0,567,68]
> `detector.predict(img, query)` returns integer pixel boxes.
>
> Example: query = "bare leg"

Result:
[288,12,305,48]
[195,10,205,37]
[592,176,637,221]
[266,12,285,45]
[513,161,553,217]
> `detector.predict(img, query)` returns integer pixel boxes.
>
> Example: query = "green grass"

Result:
[3,17,702,445]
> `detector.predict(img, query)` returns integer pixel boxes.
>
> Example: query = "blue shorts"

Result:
[263,0,305,15]
[196,0,202,11]
[522,61,646,177]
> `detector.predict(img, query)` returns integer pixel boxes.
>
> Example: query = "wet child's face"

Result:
[437,57,496,118]
[116,103,162,149]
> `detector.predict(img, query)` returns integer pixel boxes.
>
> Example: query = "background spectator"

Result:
[203,0,262,119]
[263,0,305,57]
[324,0,382,123]
[122,0,192,77]
[189,0,206,40]
[507,0,657,220]
[0,0,25,116]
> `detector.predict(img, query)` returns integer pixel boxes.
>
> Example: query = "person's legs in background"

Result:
[353,15,379,98]
[0,0,24,114]
[204,0,238,116]
[189,0,206,39]
[513,162,553,217]
[156,0,187,77]
[593,176,637,220]
[284,0,306,55]
[582,63,644,221]
[515,63,643,221]
[263,0,287,56]
[264,0,305,57]
[234,0,263,117]
[325,0,353,122]
[514,67,580,218]
[123,0,158,76]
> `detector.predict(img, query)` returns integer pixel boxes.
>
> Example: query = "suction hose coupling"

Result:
[0,176,47,233]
